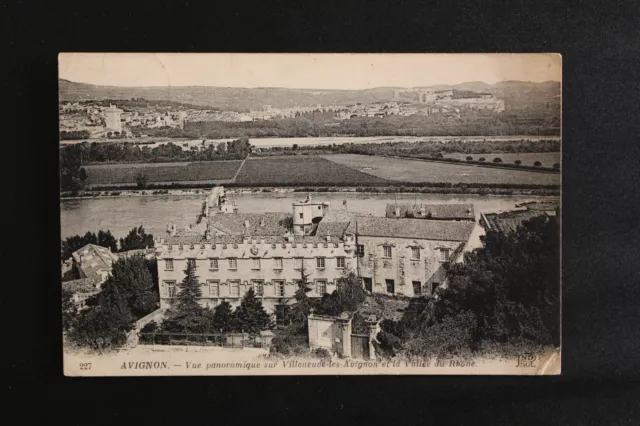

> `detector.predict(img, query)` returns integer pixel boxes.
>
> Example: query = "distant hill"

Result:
[59,79,560,112]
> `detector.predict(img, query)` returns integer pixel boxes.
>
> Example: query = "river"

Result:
[60,192,559,239]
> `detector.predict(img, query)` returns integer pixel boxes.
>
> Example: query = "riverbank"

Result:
[60,184,560,200]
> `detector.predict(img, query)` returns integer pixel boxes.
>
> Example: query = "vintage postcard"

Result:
[59,53,561,376]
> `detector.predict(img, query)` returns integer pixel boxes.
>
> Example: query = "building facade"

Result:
[154,188,478,317]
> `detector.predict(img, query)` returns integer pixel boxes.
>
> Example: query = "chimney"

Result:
[395,206,400,217]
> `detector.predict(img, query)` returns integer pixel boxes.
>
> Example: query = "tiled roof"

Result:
[515,200,560,212]
[350,217,476,242]
[207,212,292,236]
[62,277,100,294]
[72,244,119,282]
[315,209,367,238]
[385,203,475,220]
[482,210,547,234]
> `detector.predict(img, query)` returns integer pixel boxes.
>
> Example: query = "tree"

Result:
[62,288,77,332]
[466,156,473,161]
[212,301,235,332]
[98,230,118,252]
[515,160,522,165]
[287,265,316,333]
[67,284,134,353]
[534,161,542,167]
[119,225,154,252]
[78,167,88,183]
[316,272,367,316]
[162,263,210,333]
[493,157,502,163]
[135,172,148,189]
[234,288,273,334]
[99,255,159,318]
[61,231,98,261]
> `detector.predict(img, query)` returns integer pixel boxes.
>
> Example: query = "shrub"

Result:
[140,321,158,334]
[466,156,473,161]
[312,348,331,359]
[534,161,542,167]
[514,160,522,165]
[493,157,502,163]
[270,333,309,356]
[478,157,486,162]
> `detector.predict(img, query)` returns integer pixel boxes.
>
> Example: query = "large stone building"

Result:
[104,104,123,133]
[154,188,478,320]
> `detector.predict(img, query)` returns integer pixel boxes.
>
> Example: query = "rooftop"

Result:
[348,217,476,242]
[62,277,101,294]
[71,244,119,283]
[207,212,292,236]
[481,210,547,234]
[385,203,475,220]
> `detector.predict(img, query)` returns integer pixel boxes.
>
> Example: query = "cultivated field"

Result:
[324,154,561,185]
[443,152,561,167]
[84,161,243,185]
[235,156,388,185]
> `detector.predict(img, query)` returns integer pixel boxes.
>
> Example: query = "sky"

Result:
[59,53,561,90]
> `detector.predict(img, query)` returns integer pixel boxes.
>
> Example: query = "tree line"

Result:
[61,226,154,263]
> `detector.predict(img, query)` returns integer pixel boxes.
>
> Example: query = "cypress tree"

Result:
[234,288,273,334]
[162,263,209,333]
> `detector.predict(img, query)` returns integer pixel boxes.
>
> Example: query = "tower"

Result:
[105,104,123,133]
[292,194,330,236]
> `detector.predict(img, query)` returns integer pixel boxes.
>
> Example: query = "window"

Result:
[386,279,395,294]
[189,243,194,250]
[294,257,303,269]
[412,281,422,296]
[187,258,196,269]
[229,280,240,297]
[318,206,321,210]
[252,258,261,270]
[299,213,303,219]
[252,280,264,297]
[165,259,174,271]
[356,244,365,257]
[336,257,345,268]
[209,258,218,270]
[273,257,283,270]
[411,247,421,260]
[383,245,392,258]
[316,257,325,268]
[228,258,237,269]
[208,280,219,297]
[439,249,451,262]
[164,280,176,298]
[316,280,327,295]
[274,280,285,297]
[431,282,440,295]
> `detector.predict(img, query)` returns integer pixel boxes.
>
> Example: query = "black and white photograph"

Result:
[59,53,561,376]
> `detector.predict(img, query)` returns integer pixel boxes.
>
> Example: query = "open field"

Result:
[324,154,561,186]
[235,157,389,185]
[84,161,243,185]
[443,152,561,167]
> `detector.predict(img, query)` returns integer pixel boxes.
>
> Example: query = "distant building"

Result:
[104,104,123,133]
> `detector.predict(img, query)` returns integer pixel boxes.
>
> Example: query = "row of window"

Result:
[164,257,346,271]
[359,245,451,261]
[163,279,328,298]
[361,277,440,296]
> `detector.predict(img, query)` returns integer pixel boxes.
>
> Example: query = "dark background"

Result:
[5,0,640,424]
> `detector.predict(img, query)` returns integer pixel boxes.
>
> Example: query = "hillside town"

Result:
[59,87,506,140]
